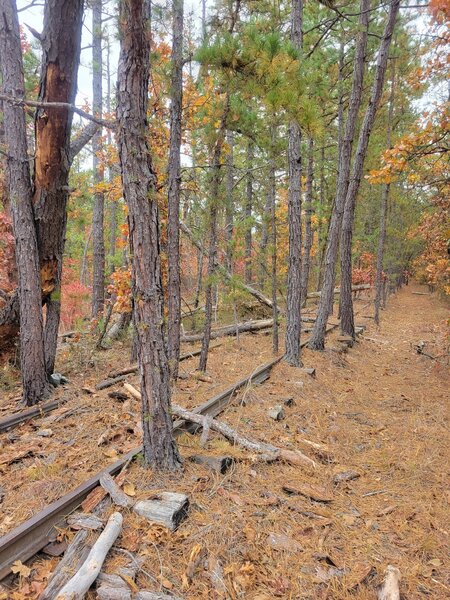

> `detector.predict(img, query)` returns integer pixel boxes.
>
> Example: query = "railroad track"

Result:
[0,357,279,580]
[0,320,342,580]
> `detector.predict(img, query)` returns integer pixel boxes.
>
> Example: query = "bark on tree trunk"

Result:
[339,0,400,338]
[284,0,303,366]
[91,0,106,318]
[316,144,326,291]
[167,0,184,379]
[375,62,396,325]
[117,0,181,470]
[0,0,51,404]
[198,101,229,372]
[224,129,234,273]
[301,136,314,307]
[34,0,84,374]
[258,189,271,290]
[269,126,279,355]
[308,0,370,350]
[244,140,254,284]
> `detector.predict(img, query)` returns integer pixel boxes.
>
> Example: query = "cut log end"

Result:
[133,492,189,531]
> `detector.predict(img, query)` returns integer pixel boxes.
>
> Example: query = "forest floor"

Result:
[1,284,449,599]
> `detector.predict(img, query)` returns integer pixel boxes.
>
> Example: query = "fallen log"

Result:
[123,384,317,469]
[307,284,371,299]
[40,530,91,600]
[56,512,123,600]
[180,318,273,344]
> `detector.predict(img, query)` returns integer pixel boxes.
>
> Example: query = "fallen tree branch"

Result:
[56,512,123,600]
[181,318,274,343]
[124,383,317,469]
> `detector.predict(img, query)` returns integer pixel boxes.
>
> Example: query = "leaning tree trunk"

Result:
[117,0,181,470]
[91,0,106,318]
[375,61,396,325]
[0,0,50,404]
[167,0,184,379]
[339,0,400,338]
[198,101,229,372]
[308,0,370,350]
[244,140,254,284]
[301,135,314,306]
[34,0,84,374]
[284,0,303,366]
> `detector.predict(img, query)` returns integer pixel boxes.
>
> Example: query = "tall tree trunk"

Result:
[117,0,181,471]
[34,0,84,374]
[194,246,204,309]
[106,36,117,269]
[167,0,184,379]
[374,61,396,324]
[198,101,229,372]
[0,0,51,404]
[91,0,105,318]
[340,0,400,337]
[284,0,303,366]
[269,127,279,354]
[301,135,314,306]
[244,140,254,284]
[224,130,234,273]
[308,0,370,350]
[316,144,326,291]
[258,190,271,290]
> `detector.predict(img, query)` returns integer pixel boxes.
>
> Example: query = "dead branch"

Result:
[56,512,123,600]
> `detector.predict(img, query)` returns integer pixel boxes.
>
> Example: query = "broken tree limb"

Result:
[40,530,91,600]
[181,318,274,343]
[377,565,401,600]
[180,221,275,311]
[56,512,123,600]
[96,375,127,391]
[122,383,317,469]
[99,473,134,508]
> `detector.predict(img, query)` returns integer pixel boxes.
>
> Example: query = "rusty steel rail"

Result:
[0,356,279,580]
[0,398,68,434]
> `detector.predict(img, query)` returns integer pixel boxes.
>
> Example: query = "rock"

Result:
[267,533,303,553]
[283,397,295,407]
[49,373,62,386]
[300,367,316,377]
[268,405,285,421]
[36,428,53,437]
[332,470,360,485]
[190,455,234,474]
